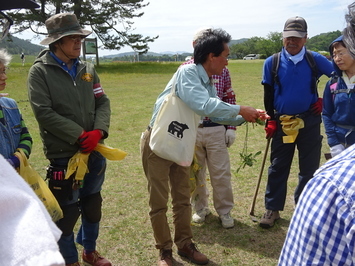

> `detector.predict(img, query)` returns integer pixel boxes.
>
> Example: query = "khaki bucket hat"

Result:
[40,13,91,45]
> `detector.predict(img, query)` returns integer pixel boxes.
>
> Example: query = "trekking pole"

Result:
[249,138,271,222]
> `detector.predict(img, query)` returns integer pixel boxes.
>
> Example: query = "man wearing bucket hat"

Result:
[0,2,67,266]
[259,16,333,228]
[28,13,111,266]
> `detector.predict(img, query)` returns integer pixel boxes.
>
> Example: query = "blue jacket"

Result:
[0,97,22,158]
[322,36,355,147]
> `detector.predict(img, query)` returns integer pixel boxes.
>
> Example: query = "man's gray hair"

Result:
[193,27,212,42]
[0,49,12,66]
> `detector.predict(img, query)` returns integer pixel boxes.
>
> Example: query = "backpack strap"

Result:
[271,52,281,89]
[304,50,319,95]
[330,73,355,94]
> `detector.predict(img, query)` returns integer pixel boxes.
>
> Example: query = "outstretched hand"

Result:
[239,106,260,123]
[256,109,270,122]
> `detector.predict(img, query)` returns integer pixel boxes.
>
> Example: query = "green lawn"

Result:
[5,59,330,265]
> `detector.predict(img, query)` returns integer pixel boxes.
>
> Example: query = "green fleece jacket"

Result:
[28,49,111,159]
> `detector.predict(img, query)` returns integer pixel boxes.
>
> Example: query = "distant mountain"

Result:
[102,50,191,58]
[229,38,248,45]
[0,35,44,55]
[159,51,191,55]
[102,51,164,58]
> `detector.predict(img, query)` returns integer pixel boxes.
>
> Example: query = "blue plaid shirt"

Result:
[278,144,355,266]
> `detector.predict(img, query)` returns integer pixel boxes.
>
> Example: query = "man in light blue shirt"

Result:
[141,28,266,266]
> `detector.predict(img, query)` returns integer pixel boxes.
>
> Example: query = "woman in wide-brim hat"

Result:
[40,13,91,45]
[28,12,112,266]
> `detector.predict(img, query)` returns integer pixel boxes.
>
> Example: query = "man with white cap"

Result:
[259,16,333,228]
[28,13,111,266]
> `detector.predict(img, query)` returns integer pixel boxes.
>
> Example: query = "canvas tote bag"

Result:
[149,74,200,166]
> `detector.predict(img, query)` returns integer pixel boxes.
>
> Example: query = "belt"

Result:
[198,121,223,128]
[276,109,313,119]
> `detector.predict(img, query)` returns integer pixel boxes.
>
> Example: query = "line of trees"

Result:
[230,30,342,59]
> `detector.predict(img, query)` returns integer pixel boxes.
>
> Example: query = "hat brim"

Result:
[40,28,92,45]
[283,31,307,38]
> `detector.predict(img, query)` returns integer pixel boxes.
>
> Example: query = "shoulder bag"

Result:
[149,74,200,166]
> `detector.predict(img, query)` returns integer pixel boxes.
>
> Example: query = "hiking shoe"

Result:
[259,210,280,229]
[192,207,211,223]
[82,250,112,266]
[158,249,173,266]
[219,212,234,229]
[178,242,209,265]
[66,263,81,266]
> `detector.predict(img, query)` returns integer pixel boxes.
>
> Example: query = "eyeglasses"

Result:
[333,51,349,60]
[0,11,13,41]
[0,67,8,76]
[67,35,86,43]
[218,54,229,61]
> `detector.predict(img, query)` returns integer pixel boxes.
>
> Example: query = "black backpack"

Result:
[271,50,319,95]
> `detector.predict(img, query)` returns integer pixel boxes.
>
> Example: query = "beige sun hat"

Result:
[40,13,92,45]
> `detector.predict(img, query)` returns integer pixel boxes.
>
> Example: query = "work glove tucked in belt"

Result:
[279,115,304,143]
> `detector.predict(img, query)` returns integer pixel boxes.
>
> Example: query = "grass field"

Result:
[5,58,330,266]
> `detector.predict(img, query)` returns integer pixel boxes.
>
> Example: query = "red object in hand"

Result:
[79,129,102,153]
[265,120,277,139]
[311,97,323,115]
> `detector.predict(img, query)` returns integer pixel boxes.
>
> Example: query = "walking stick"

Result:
[249,138,271,222]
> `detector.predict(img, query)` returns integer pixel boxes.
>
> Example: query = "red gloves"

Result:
[311,97,323,115]
[79,129,102,153]
[265,120,277,139]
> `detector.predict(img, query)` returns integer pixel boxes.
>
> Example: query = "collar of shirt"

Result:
[342,71,355,84]
[196,64,213,86]
[283,46,306,65]
[49,52,79,79]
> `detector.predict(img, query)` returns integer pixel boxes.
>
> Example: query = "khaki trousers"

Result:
[192,126,234,216]
[140,129,193,250]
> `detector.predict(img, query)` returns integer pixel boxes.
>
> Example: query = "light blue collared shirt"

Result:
[149,63,244,127]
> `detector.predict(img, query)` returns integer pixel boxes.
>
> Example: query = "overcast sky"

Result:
[15,0,353,55]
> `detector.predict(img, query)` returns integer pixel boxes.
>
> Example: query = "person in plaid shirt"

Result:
[182,28,237,229]
[278,143,355,265]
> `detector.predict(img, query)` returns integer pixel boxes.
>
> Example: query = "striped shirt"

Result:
[278,144,355,265]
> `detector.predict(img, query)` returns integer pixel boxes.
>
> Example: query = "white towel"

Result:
[0,154,65,266]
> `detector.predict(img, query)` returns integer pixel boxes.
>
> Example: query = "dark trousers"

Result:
[51,152,106,264]
[265,114,322,211]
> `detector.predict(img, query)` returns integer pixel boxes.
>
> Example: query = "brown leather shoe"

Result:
[177,242,209,265]
[158,249,173,266]
[82,250,112,266]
